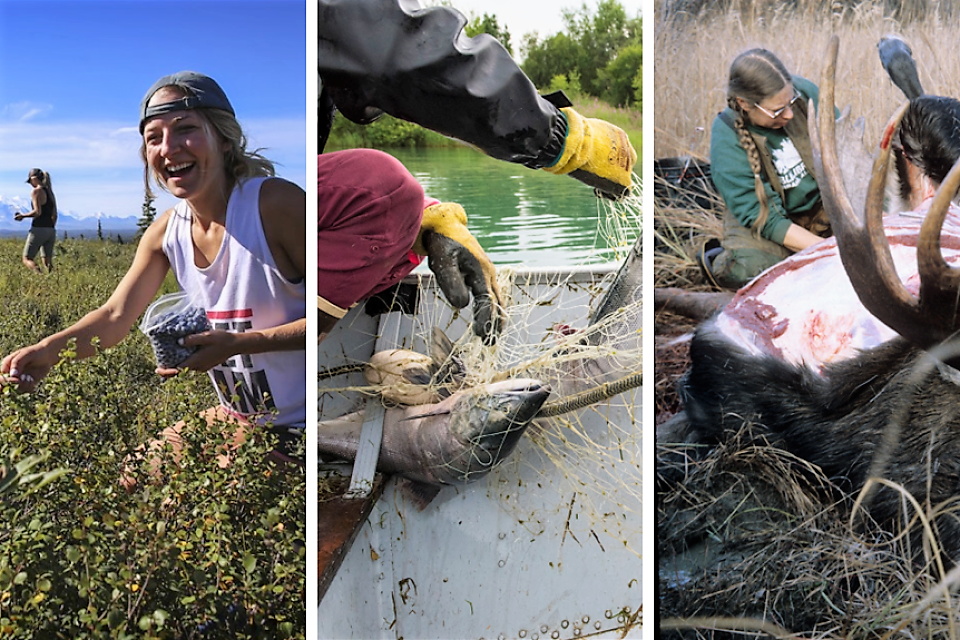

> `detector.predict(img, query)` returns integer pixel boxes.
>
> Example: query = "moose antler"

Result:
[811,35,960,352]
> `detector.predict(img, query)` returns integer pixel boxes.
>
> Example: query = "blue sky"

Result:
[0,0,307,219]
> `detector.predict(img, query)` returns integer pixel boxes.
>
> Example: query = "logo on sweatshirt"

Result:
[772,138,807,190]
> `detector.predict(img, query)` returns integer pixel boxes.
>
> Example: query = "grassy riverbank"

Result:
[325,97,643,161]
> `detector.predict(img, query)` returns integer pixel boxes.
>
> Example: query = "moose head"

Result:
[812,35,960,361]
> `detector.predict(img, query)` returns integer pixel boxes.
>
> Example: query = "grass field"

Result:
[0,238,305,638]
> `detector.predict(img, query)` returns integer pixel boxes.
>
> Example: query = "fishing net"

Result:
[319,182,643,558]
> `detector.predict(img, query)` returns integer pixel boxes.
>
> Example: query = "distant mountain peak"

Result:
[0,195,138,232]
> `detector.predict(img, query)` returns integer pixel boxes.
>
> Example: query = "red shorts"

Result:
[318,149,427,315]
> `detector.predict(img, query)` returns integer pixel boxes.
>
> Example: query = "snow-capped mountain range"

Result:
[0,195,139,234]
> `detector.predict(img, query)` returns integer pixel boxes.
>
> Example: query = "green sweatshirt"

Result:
[709,76,824,244]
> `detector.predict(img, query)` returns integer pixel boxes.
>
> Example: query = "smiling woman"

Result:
[1,70,307,487]
[0,1,307,633]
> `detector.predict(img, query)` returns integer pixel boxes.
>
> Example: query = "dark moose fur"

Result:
[678,322,960,560]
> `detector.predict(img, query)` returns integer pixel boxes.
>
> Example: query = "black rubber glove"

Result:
[412,203,504,344]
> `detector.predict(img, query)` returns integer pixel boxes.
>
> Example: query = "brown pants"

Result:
[711,207,831,289]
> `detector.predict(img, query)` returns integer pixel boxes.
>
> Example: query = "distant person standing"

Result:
[16,168,58,273]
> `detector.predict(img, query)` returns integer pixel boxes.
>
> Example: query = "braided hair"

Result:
[726,49,793,236]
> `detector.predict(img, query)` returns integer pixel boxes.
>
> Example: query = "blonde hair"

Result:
[31,170,57,212]
[139,87,276,200]
[726,49,792,236]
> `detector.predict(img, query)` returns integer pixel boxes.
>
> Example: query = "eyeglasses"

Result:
[754,89,802,119]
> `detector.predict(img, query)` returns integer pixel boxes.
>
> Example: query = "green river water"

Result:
[389,147,637,268]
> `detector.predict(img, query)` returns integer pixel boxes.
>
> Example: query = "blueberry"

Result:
[145,304,211,368]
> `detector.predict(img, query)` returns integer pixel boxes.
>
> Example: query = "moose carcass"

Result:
[660,36,960,562]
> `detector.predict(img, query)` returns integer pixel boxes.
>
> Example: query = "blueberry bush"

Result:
[0,238,305,638]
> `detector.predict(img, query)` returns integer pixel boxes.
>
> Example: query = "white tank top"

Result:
[163,177,306,427]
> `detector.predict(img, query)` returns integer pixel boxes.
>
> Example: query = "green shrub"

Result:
[0,238,305,638]
[599,42,642,108]
[545,70,584,101]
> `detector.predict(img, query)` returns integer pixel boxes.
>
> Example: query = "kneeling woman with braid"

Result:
[705,48,833,289]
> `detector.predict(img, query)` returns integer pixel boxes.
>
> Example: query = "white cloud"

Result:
[0,101,54,123]
[0,117,306,172]
[0,120,142,172]
[244,117,309,186]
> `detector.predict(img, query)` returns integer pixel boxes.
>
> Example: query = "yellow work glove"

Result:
[413,203,504,344]
[544,107,637,199]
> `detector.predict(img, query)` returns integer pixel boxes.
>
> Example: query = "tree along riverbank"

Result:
[325,97,642,162]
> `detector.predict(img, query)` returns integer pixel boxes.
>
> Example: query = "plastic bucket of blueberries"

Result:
[139,291,212,369]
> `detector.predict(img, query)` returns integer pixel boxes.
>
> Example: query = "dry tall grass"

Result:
[654,1,960,159]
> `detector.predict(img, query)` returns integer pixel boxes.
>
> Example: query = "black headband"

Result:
[138,71,235,133]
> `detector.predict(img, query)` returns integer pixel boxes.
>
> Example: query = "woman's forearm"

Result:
[233,318,307,355]
[782,223,825,253]
[38,305,136,359]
